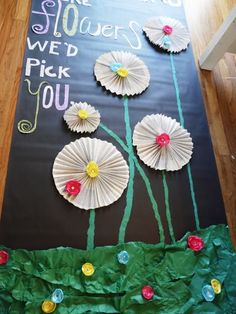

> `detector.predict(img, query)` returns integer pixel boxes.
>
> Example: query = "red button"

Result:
[142,285,154,300]
[0,250,9,265]
[65,180,81,196]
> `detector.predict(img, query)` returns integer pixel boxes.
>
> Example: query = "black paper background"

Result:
[0,0,226,249]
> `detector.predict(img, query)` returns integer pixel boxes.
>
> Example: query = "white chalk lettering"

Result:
[25,58,70,79]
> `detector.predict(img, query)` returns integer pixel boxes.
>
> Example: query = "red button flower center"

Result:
[156,133,170,147]
[0,250,9,265]
[65,180,81,196]
[142,285,154,300]
[162,25,173,35]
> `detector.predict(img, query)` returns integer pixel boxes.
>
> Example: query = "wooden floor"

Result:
[0,0,236,246]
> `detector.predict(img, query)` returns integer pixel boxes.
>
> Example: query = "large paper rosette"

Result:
[133,114,193,171]
[94,51,150,96]
[63,101,100,134]
[143,16,190,53]
[53,138,129,209]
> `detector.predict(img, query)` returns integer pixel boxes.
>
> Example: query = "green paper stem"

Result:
[99,123,129,154]
[17,79,48,134]
[118,96,135,244]
[99,123,165,243]
[133,159,165,243]
[162,171,175,243]
[170,52,200,231]
[87,209,96,250]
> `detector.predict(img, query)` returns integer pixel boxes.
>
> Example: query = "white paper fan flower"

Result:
[94,51,150,96]
[63,102,100,133]
[52,137,129,210]
[133,114,193,171]
[143,16,190,53]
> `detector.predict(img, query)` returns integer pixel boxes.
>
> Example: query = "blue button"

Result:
[117,251,129,265]
[163,35,171,47]
[51,289,64,304]
[213,238,221,246]
[202,285,215,302]
[110,62,122,72]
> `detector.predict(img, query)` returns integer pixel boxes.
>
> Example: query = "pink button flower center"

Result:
[156,133,170,147]
[162,25,173,35]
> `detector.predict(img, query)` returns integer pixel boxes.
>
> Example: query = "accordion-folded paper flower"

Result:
[64,102,100,134]
[94,51,150,96]
[143,16,190,53]
[133,114,193,171]
[53,138,129,209]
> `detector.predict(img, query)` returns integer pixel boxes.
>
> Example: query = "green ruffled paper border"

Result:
[0,224,235,313]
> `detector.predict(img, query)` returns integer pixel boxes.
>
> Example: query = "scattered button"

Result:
[202,285,215,302]
[187,235,204,251]
[41,300,56,313]
[51,288,64,304]
[142,285,154,300]
[117,251,129,265]
[211,279,221,294]
[82,262,95,276]
[213,238,221,246]
[0,250,9,265]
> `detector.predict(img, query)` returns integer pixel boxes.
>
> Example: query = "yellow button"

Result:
[211,279,221,294]
[86,161,99,178]
[78,109,89,120]
[117,67,129,78]
[82,262,95,276]
[41,300,56,313]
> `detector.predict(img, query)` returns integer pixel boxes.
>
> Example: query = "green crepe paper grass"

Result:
[0,225,235,313]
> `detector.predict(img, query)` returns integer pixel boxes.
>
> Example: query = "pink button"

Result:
[156,133,170,147]
[162,25,173,35]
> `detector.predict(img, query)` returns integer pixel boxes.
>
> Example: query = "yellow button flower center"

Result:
[117,67,129,78]
[82,262,95,276]
[86,161,99,178]
[78,109,89,120]
[41,300,56,313]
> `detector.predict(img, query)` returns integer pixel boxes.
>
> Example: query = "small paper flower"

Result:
[133,114,193,171]
[94,51,150,96]
[142,285,154,300]
[41,300,56,313]
[202,285,215,302]
[82,262,95,276]
[65,180,81,196]
[143,16,190,52]
[211,279,221,294]
[51,289,64,304]
[117,251,129,265]
[53,138,129,210]
[188,235,204,251]
[0,250,9,265]
[64,102,100,133]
